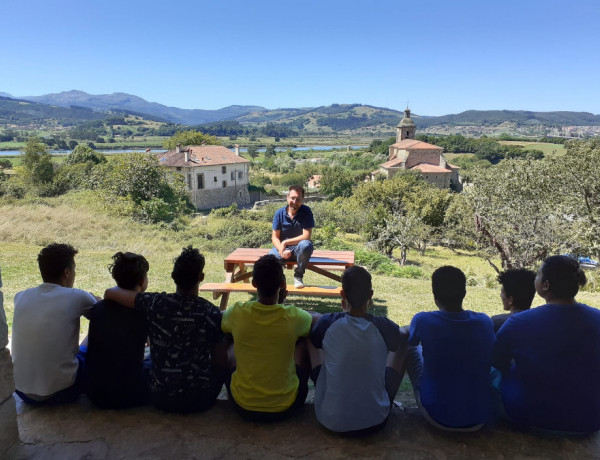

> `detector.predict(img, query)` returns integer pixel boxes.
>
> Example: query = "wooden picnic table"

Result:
[200,248,355,310]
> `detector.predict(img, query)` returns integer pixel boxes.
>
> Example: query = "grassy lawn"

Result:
[498,141,567,156]
[1,195,599,338]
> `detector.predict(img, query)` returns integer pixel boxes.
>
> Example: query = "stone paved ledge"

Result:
[6,395,600,459]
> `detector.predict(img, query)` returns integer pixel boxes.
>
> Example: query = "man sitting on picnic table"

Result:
[270,185,315,289]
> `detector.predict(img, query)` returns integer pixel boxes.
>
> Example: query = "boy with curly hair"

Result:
[105,246,227,413]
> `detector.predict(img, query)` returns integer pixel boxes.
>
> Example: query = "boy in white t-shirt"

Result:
[12,243,98,405]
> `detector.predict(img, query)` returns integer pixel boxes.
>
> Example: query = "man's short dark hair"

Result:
[288,185,305,198]
[38,243,78,283]
[342,266,372,309]
[253,254,285,297]
[171,246,205,290]
[109,252,149,290]
[498,268,536,310]
[541,255,587,299]
[432,265,466,310]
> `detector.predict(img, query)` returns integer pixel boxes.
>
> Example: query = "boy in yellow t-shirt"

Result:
[222,254,319,421]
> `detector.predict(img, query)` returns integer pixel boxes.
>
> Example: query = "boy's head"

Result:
[497,268,536,311]
[431,265,466,311]
[171,246,205,291]
[38,243,78,287]
[252,254,285,298]
[109,252,149,291]
[536,255,586,300]
[341,266,373,311]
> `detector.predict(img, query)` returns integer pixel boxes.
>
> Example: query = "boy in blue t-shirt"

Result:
[309,266,407,434]
[407,265,495,431]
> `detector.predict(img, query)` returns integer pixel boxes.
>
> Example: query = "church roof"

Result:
[157,145,250,168]
[380,157,406,169]
[390,139,443,150]
[409,163,451,174]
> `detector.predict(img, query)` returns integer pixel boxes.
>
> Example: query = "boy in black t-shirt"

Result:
[86,252,150,409]
[104,246,227,413]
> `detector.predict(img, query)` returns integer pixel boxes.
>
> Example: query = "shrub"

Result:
[214,220,271,248]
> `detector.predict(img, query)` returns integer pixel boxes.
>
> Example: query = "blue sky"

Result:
[1,0,599,116]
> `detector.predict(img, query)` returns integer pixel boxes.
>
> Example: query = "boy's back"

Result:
[310,312,401,432]
[409,310,494,427]
[12,283,95,397]
[85,299,149,408]
[222,300,312,412]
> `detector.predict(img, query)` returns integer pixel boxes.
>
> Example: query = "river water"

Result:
[0,145,367,156]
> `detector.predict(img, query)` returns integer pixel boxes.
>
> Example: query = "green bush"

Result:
[0,179,27,199]
[214,220,271,248]
[354,249,424,279]
[210,203,239,218]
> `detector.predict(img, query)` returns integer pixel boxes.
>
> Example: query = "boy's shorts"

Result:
[226,365,309,422]
[16,345,87,406]
[152,366,227,413]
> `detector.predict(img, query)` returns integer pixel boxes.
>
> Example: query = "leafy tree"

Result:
[319,165,357,198]
[163,130,220,150]
[372,207,428,265]
[265,144,276,158]
[247,145,259,160]
[65,145,107,165]
[20,138,54,186]
[68,140,79,150]
[0,159,12,169]
[469,158,574,271]
[97,153,192,223]
[554,139,600,255]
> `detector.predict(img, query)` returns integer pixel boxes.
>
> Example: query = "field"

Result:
[1,193,599,340]
[498,140,567,156]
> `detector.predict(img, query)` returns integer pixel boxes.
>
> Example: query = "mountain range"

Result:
[2,90,600,136]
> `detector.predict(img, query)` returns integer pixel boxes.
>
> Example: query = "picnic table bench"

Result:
[200,248,355,310]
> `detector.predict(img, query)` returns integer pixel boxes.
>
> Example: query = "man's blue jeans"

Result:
[269,240,314,278]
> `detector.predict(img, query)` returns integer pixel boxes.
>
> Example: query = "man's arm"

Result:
[104,286,138,309]
[281,228,312,248]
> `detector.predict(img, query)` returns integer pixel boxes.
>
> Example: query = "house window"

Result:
[230,171,235,181]
[176,167,182,171]
[213,176,217,182]
[197,173,204,190]
[187,174,191,188]
[238,171,243,180]
[221,166,226,174]
[222,180,227,188]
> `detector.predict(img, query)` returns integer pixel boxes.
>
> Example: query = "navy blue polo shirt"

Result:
[272,204,315,241]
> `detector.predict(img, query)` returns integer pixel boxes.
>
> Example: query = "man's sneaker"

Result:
[294,277,305,288]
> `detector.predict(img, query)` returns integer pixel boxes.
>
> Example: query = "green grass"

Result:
[1,192,599,338]
[498,141,567,157]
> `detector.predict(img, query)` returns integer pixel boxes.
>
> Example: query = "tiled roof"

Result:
[409,163,451,173]
[157,145,250,167]
[380,158,406,168]
[447,163,460,169]
[390,139,443,150]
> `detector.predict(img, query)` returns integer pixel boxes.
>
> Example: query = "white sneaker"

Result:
[294,277,304,288]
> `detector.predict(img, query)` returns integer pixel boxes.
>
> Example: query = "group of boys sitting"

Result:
[11,243,600,435]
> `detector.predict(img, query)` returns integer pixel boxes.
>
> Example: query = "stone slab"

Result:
[0,348,15,402]
[0,395,19,457]
[11,397,600,459]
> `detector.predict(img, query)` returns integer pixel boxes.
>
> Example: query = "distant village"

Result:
[158,108,462,211]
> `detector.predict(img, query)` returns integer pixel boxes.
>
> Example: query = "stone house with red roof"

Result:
[158,144,251,210]
[377,108,462,190]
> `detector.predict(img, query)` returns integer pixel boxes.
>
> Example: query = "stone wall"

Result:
[193,185,251,211]
[0,266,19,454]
